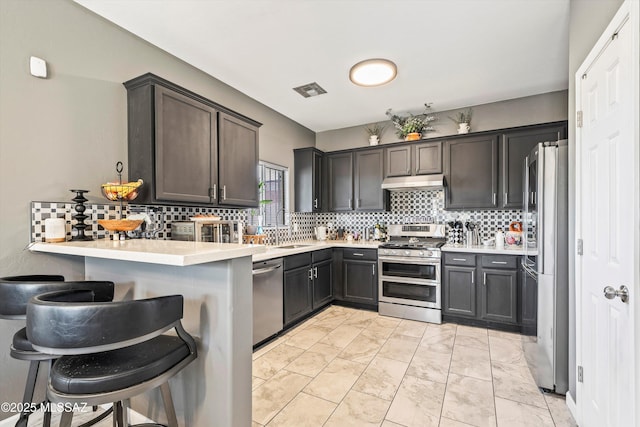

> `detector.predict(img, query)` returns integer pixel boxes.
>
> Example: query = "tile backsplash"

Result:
[31,189,522,244]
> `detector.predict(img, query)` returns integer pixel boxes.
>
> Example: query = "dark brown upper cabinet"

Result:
[444,135,499,209]
[218,112,259,207]
[124,73,261,207]
[499,123,567,209]
[384,141,442,177]
[294,148,324,212]
[327,152,353,211]
[354,148,388,211]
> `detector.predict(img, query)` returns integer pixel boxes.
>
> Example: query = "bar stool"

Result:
[0,275,114,427]
[27,291,198,427]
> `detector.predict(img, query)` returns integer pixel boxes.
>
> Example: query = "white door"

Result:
[576,2,638,426]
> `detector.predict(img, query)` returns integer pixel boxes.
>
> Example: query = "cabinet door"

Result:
[312,259,333,308]
[218,112,259,207]
[480,268,518,324]
[354,148,388,211]
[415,141,442,174]
[444,135,498,209]
[154,86,217,204]
[327,152,353,211]
[294,148,323,212]
[443,266,477,318]
[283,265,312,326]
[520,264,537,335]
[385,145,412,177]
[343,260,378,305]
[500,124,566,208]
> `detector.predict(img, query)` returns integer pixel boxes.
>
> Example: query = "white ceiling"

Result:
[74,0,570,132]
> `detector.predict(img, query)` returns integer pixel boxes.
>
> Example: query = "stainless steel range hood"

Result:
[381,174,444,191]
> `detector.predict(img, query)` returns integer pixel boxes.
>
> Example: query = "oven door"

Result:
[378,256,440,309]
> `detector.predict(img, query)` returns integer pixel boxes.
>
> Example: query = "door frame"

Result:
[574,0,640,425]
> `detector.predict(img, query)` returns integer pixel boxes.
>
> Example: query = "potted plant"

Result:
[448,108,473,134]
[364,123,386,145]
[386,103,436,141]
[246,181,271,235]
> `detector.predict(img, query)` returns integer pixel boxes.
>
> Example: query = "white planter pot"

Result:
[369,135,379,145]
[457,123,470,134]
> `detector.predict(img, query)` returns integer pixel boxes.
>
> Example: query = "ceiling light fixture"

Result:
[349,58,397,87]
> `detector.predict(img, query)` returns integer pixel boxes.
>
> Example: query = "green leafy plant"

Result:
[249,181,272,222]
[448,108,473,125]
[386,103,437,138]
[364,123,386,138]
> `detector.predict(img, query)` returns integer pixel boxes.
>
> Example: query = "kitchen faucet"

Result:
[274,207,288,246]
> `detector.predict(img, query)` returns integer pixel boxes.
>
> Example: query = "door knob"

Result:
[603,285,629,303]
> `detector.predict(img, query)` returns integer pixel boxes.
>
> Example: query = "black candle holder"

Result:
[70,189,93,241]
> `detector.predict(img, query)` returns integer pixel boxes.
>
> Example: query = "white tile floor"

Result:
[252,305,578,427]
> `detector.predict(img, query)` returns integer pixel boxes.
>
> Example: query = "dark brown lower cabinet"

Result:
[283,265,313,326]
[443,253,522,331]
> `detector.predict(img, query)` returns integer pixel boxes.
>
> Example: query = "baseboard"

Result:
[566,391,578,425]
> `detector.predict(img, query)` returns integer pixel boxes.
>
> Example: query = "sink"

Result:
[275,244,314,249]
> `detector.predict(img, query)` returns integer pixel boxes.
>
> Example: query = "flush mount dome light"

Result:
[349,58,397,87]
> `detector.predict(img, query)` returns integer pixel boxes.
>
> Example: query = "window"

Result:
[254,161,288,227]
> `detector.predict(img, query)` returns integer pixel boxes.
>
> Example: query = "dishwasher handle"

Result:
[252,265,282,275]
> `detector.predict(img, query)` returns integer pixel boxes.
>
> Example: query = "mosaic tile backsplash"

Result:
[31,189,522,245]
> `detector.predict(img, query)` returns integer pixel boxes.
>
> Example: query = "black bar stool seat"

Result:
[11,327,37,353]
[51,334,190,395]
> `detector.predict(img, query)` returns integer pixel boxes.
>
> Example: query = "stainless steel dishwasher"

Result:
[252,258,283,346]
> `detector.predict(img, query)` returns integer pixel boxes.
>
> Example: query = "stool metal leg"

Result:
[43,404,51,427]
[120,399,130,427]
[160,383,178,427]
[15,360,40,427]
[59,410,73,427]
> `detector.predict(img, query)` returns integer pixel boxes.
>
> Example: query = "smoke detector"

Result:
[293,82,327,98]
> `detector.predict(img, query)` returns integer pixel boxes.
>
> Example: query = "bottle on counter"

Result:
[495,229,505,249]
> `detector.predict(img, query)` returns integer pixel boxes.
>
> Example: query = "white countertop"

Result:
[442,244,537,256]
[252,239,381,262]
[30,239,266,266]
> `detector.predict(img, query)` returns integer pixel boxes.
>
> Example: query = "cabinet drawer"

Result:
[481,255,517,269]
[284,253,312,271]
[343,248,377,261]
[443,253,476,266]
[312,248,333,263]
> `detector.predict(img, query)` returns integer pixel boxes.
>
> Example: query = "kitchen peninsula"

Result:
[30,239,266,427]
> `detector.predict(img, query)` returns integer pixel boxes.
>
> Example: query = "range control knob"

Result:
[404,250,411,256]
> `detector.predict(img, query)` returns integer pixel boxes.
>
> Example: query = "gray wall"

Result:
[0,0,313,418]
[567,0,624,404]
[316,90,568,152]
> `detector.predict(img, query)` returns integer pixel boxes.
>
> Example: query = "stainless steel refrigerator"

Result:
[522,139,569,394]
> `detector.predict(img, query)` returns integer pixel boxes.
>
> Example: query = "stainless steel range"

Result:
[378,224,446,324]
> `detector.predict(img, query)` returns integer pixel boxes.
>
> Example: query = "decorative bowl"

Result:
[101,179,143,201]
[97,219,143,232]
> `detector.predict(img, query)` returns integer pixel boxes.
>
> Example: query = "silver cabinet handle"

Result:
[314,198,318,209]
[308,269,313,280]
[372,264,375,276]
[483,272,487,285]
[209,184,217,200]
[604,285,629,303]
[352,253,364,257]
[504,193,508,205]
[491,261,508,265]
[471,270,475,284]
[453,258,466,261]
[223,185,227,200]
[348,199,352,209]
[492,193,497,205]
[314,266,318,279]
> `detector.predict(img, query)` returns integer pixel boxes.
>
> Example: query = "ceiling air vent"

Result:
[293,82,327,98]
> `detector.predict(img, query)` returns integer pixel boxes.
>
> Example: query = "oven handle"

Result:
[379,275,440,286]
[378,256,441,265]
